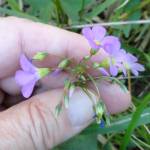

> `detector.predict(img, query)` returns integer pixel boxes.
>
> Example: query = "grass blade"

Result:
[0,7,41,22]
[83,107,150,135]
[120,94,150,150]
[85,0,117,19]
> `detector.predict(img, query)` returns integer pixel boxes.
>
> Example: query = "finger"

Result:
[0,17,107,79]
[0,90,4,104]
[0,72,72,95]
[98,80,131,114]
[0,76,20,95]
[0,81,130,149]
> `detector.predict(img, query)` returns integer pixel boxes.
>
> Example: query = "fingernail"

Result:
[67,89,96,126]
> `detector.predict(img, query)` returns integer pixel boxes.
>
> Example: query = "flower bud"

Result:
[37,68,51,78]
[93,62,100,68]
[58,59,70,69]
[99,58,109,68]
[94,101,104,124]
[33,52,48,61]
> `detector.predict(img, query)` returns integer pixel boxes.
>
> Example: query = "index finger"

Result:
[0,17,107,79]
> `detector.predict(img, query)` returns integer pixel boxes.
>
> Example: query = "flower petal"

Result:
[102,36,121,54]
[110,65,118,76]
[21,79,37,98]
[122,67,127,76]
[99,67,110,76]
[126,53,138,62]
[20,54,36,73]
[82,27,94,41]
[15,70,36,86]
[82,27,99,49]
[131,69,139,76]
[92,25,106,41]
[132,63,145,71]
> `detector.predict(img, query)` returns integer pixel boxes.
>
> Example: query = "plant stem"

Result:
[127,70,132,94]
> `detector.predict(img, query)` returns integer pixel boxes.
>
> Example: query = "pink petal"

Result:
[20,54,36,73]
[21,79,37,98]
[15,70,36,86]
[92,25,106,41]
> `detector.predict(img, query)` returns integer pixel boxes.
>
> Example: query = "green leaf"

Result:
[24,0,54,22]
[60,0,83,23]
[120,94,150,150]
[85,0,117,19]
[54,133,97,150]
[121,0,141,38]
[83,107,150,135]
[0,7,40,22]
[7,0,20,11]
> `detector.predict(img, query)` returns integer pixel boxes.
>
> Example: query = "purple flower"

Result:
[15,54,41,98]
[118,50,145,76]
[99,119,105,128]
[82,25,106,50]
[102,36,121,76]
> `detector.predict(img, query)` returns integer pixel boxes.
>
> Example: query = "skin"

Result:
[0,17,131,150]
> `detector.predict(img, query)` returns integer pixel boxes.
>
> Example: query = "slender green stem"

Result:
[87,74,100,100]
[127,70,132,94]
[131,139,144,150]
[132,135,150,149]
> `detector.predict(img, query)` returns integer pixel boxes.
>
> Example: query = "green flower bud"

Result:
[90,49,97,55]
[94,101,104,124]
[93,62,100,68]
[37,68,51,78]
[99,58,109,68]
[33,52,48,61]
[58,59,70,69]
[64,79,71,89]
[84,55,90,60]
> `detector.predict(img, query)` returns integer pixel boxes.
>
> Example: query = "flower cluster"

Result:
[82,25,145,77]
[14,25,145,126]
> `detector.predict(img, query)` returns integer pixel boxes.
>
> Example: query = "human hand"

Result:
[0,17,131,150]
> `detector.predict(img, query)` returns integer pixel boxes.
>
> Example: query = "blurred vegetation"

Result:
[0,0,150,150]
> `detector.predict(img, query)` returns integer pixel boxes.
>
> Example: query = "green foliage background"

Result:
[0,0,150,149]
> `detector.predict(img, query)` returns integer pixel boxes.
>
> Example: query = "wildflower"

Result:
[15,54,50,98]
[99,119,105,128]
[98,36,121,76]
[118,50,145,76]
[82,25,106,50]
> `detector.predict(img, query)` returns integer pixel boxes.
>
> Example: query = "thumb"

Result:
[0,88,95,150]
[0,83,130,150]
